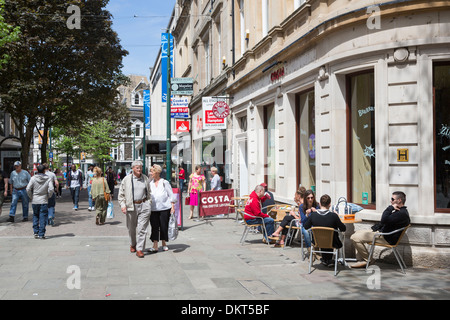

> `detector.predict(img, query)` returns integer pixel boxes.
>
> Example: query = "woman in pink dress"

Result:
[187,165,205,219]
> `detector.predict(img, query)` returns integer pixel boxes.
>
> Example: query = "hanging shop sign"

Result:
[175,120,190,133]
[171,78,193,96]
[202,97,227,130]
[171,97,190,118]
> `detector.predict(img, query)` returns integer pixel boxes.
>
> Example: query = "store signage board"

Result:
[171,78,193,95]
[171,97,190,118]
[202,97,227,130]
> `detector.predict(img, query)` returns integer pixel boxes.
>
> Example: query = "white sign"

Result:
[202,97,227,130]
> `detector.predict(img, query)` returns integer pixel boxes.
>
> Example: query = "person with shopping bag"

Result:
[148,164,177,252]
[90,166,111,225]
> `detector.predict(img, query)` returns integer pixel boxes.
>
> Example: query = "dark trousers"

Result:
[150,209,171,242]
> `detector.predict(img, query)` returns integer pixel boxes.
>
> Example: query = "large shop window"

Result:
[434,62,450,212]
[347,71,376,207]
[296,90,316,191]
[264,104,276,191]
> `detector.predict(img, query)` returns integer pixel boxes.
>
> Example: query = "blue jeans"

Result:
[301,226,311,248]
[9,188,29,218]
[70,186,80,208]
[48,193,56,220]
[87,185,95,208]
[246,217,275,241]
[32,203,48,237]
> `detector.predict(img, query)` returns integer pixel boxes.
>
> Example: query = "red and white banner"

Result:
[199,189,235,217]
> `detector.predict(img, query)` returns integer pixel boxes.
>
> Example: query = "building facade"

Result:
[164,0,450,267]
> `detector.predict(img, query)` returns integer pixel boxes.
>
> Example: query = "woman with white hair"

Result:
[148,164,176,252]
[210,166,222,191]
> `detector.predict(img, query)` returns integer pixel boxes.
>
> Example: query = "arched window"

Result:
[134,93,140,105]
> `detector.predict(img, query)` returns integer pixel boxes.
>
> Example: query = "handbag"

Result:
[107,201,114,219]
[103,179,111,202]
[168,213,178,241]
[185,196,190,205]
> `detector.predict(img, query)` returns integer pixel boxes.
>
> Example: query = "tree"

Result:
[0,0,128,168]
[0,0,20,68]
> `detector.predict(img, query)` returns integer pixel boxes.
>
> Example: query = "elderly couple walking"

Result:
[118,161,176,258]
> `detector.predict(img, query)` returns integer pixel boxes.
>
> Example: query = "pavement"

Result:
[0,186,449,304]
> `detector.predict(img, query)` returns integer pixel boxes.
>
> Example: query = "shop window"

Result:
[264,104,276,191]
[434,62,450,211]
[296,90,316,191]
[347,71,376,207]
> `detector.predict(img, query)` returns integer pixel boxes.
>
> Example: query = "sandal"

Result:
[274,243,285,248]
[268,234,280,240]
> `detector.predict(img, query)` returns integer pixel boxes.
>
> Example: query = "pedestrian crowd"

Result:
[1,160,411,269]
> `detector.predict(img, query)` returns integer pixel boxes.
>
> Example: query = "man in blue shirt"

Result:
[8,161,31,222]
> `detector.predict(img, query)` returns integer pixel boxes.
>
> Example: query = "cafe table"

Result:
[270,205,296,225]
[337,215,362,266]
[231,196,249,221]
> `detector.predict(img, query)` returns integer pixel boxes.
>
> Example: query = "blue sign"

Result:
[161,33,174,103]
[143,89,150,130]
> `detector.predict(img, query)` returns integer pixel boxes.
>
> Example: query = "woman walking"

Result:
[90,166,111,225]
[149,165,176,252]
[187,165,205,219]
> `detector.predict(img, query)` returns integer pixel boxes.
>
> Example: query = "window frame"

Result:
[346,69,376,209]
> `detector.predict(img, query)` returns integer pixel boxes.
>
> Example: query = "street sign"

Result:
[171,78,193,96]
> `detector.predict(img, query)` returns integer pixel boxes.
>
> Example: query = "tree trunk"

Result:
[20,119,36,170]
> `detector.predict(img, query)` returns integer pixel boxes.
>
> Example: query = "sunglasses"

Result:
[391,198,396,201]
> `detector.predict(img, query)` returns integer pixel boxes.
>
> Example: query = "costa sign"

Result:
[271,67,285,82]
[199,189,235,217]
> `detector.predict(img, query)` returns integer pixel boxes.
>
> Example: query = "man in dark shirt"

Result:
[350,191,410,268]
[303,194,346,266]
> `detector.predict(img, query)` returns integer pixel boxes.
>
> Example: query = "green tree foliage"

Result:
[0,0,20,68]
[0,0,128,168]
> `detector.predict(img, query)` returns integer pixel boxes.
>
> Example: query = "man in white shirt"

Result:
[118,161,152,258]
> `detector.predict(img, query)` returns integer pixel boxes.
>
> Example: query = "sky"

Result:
[106,0,177,78]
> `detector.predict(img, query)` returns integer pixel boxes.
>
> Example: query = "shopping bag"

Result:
[168,213,178,241]
[106,201,114,219]
[184,196,190,205]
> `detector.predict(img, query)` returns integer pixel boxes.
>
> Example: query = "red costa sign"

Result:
[199,189,235,217]
[271,67,285,82]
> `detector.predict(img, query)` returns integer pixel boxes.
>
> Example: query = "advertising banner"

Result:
[171,97,189,118]
[199,189,235,217]
[202,97,227,130]
[161,33,174,103]
[143,89,150,130]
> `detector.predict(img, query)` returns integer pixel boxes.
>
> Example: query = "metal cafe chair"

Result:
[284,219,307,261]
[308,227,345,276]
[238,209,270,246]
[366,224,411,274]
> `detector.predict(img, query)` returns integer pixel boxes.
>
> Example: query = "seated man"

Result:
[303,194,346,267]
[350,191,410,268]
[244,185,275,244]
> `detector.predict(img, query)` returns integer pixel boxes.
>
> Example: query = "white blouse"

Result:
[149,178,176,211]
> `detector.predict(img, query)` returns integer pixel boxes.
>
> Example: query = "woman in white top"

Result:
[149,164,176,252]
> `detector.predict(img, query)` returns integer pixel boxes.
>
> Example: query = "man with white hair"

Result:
[118,161,152,258]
